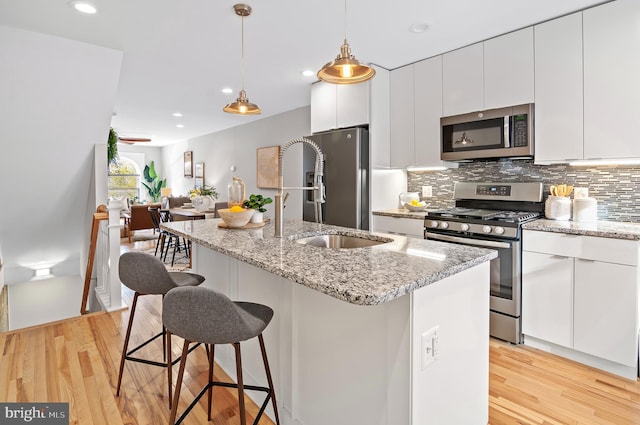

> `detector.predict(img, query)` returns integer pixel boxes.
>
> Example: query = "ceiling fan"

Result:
[118,136,152,144]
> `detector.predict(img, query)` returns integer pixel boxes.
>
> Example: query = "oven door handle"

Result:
[425,232,512,249]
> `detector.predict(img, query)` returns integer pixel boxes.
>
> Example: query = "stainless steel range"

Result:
[424,182,543,344]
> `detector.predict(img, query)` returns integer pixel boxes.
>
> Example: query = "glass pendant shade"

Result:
[223,89,262,115]
[317,39,375,84]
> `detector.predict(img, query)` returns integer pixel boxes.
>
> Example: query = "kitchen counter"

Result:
[372,208,429,219]
[523,219,640,240]
[162,218,497,305]
[161,218,493,424]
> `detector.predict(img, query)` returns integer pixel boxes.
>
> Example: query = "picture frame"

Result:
[184,151,193,177]
[194,162,204,188]
[256,146,281,189]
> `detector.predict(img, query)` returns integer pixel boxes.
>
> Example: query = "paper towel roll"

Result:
[572,197,597,222]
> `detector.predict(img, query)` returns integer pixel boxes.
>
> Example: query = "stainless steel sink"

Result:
[294,233,392,249]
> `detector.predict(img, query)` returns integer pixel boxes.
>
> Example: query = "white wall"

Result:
[0,25,122,284]
[162,106,311,220]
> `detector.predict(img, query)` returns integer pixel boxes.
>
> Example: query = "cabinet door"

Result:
[370,65,391,168]
[573,259,638,366]
[389,64,415,168]
[310,81,337,133]
[583,0,640,159]
[336,83,369,129]
[522,251,574,348]
[442,43,483,116]
[484,27,534,110]
[534,12,584,163]
[414,56,443,166]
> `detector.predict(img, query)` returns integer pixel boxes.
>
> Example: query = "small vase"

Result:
[250,211,263,223]
[191,196,211,212]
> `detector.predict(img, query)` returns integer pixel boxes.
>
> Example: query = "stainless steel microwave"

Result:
[441,103,534,161]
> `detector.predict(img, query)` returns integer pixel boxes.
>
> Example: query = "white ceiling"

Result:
[0,0,608,146]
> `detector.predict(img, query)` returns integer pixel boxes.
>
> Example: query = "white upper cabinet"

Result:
[442,29,534,117]
[442,42,483,116]
[414,56,444,166]
[484,27,534,110]
[389,57,448,168]
[583,0,640,159]
[369,65,391,169]
[310,81,369,134]
[534,12,584,163]
[389,64,415,168]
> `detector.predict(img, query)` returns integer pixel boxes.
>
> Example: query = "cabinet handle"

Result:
[551,255,568,259]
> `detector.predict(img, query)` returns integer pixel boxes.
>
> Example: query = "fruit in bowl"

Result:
[218,207,254,228]
[403,199,429,211]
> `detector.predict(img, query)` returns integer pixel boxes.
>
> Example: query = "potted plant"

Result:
[108,127,119,165]
[243,194,273,223]
[142,160,166,202]
[188,186,219,211]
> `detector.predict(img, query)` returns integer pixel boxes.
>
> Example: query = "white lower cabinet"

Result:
[522,251,574,348]
[522,230,640,378]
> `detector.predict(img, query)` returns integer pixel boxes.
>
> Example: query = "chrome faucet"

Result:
[275,137,325,237]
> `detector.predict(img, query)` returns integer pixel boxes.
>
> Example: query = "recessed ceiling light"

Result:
[221,88,233,94]
[172,112,183,117]
[301,70,315,77]
[69,1,97,14]
[409,22,429,33]
[176,124,184,128]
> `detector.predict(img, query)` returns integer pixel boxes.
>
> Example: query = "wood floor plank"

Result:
[0,237,636,425]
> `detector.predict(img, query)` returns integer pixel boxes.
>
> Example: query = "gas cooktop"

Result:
[427,208,540,224]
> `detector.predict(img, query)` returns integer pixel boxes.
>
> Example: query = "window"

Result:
[108,157,140,201]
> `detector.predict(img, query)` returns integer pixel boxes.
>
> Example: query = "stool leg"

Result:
[207,344,215,421]
[116,292,139,396]
[169,339,191,425]
[259,334,280,425]
[166,330,173,409]
[233,342,246,425]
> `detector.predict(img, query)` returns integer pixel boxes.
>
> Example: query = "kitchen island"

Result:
[162,218,497,425]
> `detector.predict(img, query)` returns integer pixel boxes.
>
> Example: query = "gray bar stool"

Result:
[163,286,280,425]
[117,251,205,406]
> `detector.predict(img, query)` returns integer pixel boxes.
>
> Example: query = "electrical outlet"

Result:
[422,186,433,198]
[421,326,440,370]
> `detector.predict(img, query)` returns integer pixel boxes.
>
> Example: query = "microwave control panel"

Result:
[511,114,528,147]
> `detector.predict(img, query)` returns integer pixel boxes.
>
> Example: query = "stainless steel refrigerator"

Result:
[303,127,369,230]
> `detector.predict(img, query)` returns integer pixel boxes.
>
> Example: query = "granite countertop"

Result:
[523,219,640,241]
[372,208,429,219]
[162,219,497,306]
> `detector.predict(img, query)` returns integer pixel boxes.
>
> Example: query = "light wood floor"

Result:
[0,235,638,424]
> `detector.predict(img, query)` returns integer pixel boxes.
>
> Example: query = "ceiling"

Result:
[0,0,607,146]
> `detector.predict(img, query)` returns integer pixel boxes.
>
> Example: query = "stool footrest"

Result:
[126,336,201,368]
[175,380,273,425]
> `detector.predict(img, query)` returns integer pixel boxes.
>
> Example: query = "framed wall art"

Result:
[184,151,193,177]
[256,146,280,189]
[194,162,204,188]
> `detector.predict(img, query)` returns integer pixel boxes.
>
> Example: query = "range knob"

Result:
[460,223,470,232]
[482,225,492,234]
[439,222,449,229]
[429,220,439,228]
[494,226,505,235]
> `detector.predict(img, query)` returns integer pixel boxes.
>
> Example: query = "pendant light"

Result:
[223,4,261,115]
[317,0,375,84]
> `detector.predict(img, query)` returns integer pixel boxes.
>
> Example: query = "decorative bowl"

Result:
[218,208,254,228]
[403,202,429,212]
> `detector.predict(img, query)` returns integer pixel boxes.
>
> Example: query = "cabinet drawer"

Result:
[581,235,638,266]
[524,230,639,266]
[523,230,580,257]
[373,215,424,238]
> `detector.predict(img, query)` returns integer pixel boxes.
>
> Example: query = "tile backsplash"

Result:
[407,159,640,223]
